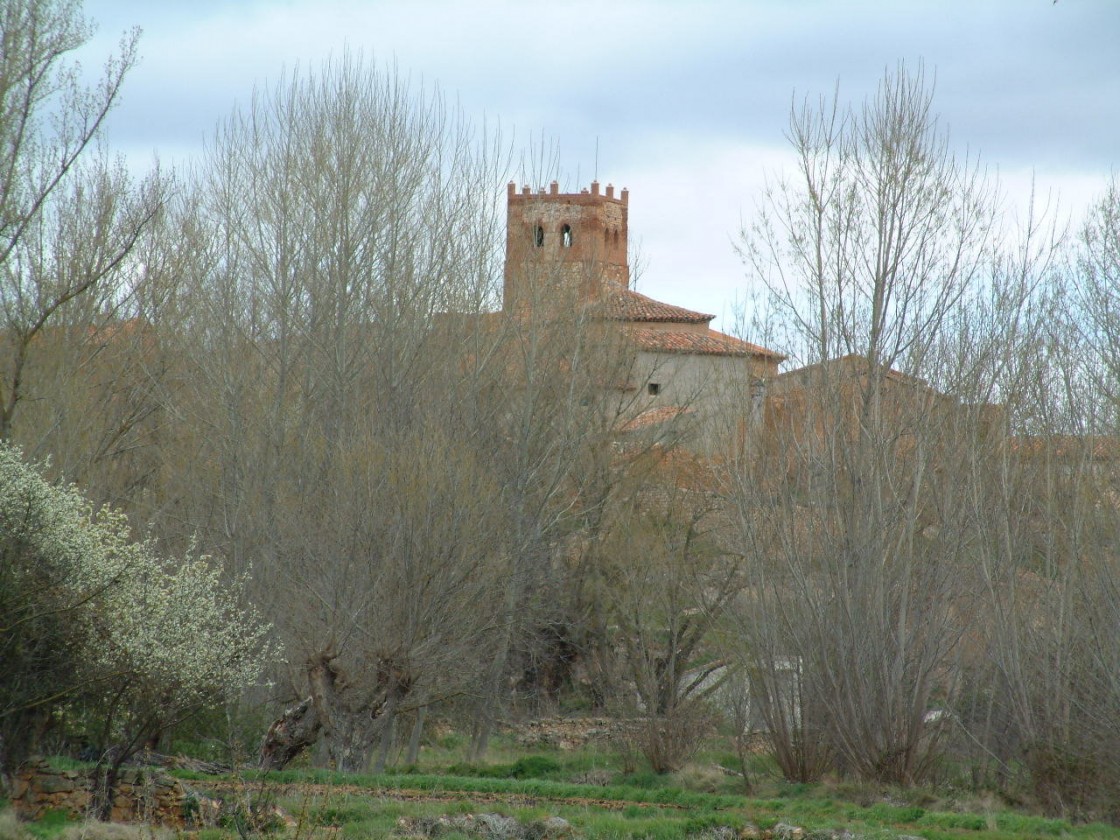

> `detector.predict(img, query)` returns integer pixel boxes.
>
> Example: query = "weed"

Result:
[670,763,729,794]
[614,771,660,790]
[507,756,562,779]
[150,739,1120,839]
[22,810,73,840]
[0,811,32,840]
[681,813,742,834]
[56,822,173,840]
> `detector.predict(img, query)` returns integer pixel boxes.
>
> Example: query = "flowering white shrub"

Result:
[101,554,273,714]
[0,443,274,769]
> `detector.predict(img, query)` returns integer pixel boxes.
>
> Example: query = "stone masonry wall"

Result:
[9,759,186,826]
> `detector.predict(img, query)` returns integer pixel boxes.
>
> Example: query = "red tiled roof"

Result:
[773,354,925,387]
[1009,435,1120,460]
[598,288,713,324]
[631,327,785,359]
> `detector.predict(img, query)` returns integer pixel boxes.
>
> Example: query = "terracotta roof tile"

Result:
[1010,435,1120,460]
[598,288,713,323]
[773,354,924,388]
[631,327,785,359]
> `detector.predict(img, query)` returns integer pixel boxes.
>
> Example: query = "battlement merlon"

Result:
[507,180,629,205]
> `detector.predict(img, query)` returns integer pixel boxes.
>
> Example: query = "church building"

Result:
[502,179,784,452]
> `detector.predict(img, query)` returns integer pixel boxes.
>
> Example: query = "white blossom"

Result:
[1,443,276,747]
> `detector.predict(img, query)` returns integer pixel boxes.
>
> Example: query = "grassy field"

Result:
[172,768,1119,840]
[5,730,1120,840]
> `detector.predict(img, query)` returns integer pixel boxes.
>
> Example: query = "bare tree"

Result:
[1078,174,1120,417]
[452,226,705,757]
[162,56,520,770]
[742,64,998,374]
[730,64,1033,785]
[0,0,163,443]
[976,177,1120,820]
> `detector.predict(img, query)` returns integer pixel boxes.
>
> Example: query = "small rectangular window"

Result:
[647,383,660,396]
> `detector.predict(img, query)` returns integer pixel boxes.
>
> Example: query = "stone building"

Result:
[503,179,784,453]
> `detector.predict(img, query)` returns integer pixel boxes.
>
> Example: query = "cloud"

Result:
[77,0,1119,328]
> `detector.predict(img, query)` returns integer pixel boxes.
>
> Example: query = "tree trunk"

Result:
[304,650,412,772]
[406,706,425,766]
[372,708,396,773]
[259,697,321,771]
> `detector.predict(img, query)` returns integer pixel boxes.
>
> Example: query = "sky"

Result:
[80,0,1120,334]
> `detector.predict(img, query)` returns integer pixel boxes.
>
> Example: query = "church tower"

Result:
[503,179,629,314]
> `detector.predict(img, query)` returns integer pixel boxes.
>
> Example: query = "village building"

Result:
[502,179,784,453]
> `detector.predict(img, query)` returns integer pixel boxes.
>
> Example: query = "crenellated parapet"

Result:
[503,180,630,312]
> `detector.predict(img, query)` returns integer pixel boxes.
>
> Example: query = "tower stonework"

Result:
[503,180,629,314]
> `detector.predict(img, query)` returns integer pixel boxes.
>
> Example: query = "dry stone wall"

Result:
[9,759,186,826]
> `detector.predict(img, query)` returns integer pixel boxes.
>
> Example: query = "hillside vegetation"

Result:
[3,0,1120,832]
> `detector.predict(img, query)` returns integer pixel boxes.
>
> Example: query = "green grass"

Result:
[167,763,1120,839]
[17,730,1120,840]
[38,758,90,774]
[20,810,73,840]
[445,754,564,780]
[9,782,1120,840]
[209,766,745,811]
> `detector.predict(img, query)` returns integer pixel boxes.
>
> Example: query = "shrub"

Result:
[506,757,562,779]
[0,443,275,776]
[1027,744,1120,824]
[631,706,714,774]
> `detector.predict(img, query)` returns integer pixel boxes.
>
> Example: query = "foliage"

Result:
[6,2,1120,831]
[447,756,564,780]
[0,443,273,772]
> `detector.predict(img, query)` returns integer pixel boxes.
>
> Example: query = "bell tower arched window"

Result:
[534,225,544,247]
[561,223,572,247]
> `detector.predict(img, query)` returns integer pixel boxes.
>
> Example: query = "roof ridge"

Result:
[631,326,784,359]
[598,287,714,323]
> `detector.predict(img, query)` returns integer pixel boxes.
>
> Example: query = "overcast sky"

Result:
[80,0,1120,333]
